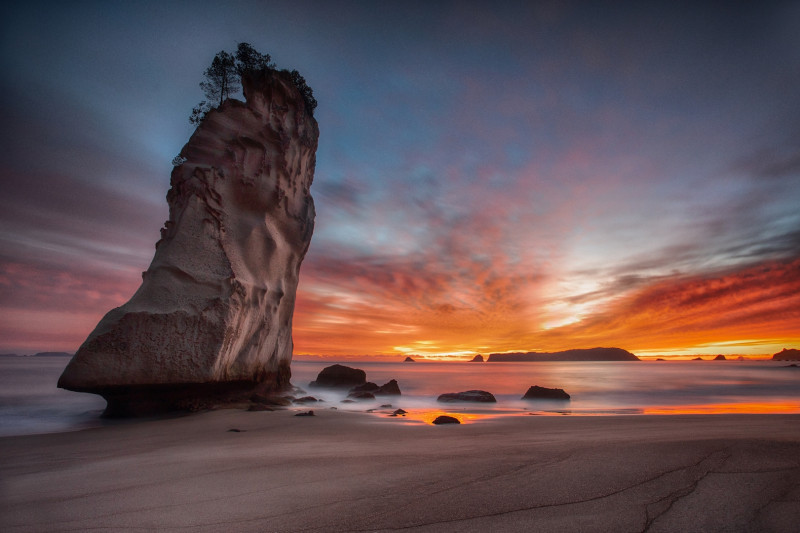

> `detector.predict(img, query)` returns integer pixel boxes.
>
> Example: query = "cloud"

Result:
[540,256,800,353]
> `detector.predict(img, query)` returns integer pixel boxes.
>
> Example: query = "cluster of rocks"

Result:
[308,364,402,402]
[435,385,571,404]
[279,365,574,425]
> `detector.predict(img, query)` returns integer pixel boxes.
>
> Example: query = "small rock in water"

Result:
[391,408,407,417]
[521,385,571,400]
[432,415,460,425]
[437,390,496,403]
[309,364,366,389]
[295,410,315,417]
[227,428,244,432]
[375,379,402,396]
[380,404,393,408]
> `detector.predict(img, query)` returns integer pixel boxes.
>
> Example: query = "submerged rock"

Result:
[522,385,571,400]
[58,69,319,417]
[432,415,460,425]
[437,390,497,403]
[309,364,366,389]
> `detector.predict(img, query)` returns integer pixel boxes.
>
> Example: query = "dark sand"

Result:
[1,410,798,532]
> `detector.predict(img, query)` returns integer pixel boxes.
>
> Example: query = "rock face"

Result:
[437,390,497,403]
[522,385,571,400]
[309,364,366,389]
[58,69,318,416]
[773,348,800,361]
[487,347,639,362]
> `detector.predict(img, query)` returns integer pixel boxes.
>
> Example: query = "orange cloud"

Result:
[293,255,800,358]
[538,257,800,355]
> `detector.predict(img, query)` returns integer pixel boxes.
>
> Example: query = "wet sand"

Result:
[1,410,799,532]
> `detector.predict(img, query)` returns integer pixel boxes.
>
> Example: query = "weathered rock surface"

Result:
[773,348,800,361]
[58,69,318,416]
[432,415,460,425]
[437,390,497,403]
[522,385,571,400]
[309,364,366,389]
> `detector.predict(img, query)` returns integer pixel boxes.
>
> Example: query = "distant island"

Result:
[487,347,639,362]
[773,348,800,361]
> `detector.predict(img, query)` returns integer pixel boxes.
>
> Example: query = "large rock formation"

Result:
[58,69,318,416]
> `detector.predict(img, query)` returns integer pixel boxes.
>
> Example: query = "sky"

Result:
[1,1,799,359]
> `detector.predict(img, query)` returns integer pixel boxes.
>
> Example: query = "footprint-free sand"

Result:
[2,410,798,532]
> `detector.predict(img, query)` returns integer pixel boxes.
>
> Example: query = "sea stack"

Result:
[58,69,318,416]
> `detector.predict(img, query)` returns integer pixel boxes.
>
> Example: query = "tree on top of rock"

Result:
[235,42,274,75]
[201,50,239,108]
[189,43,317,125]
[287,69,317,116]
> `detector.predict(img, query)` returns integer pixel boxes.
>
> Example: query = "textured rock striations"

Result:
[58,69,318,416]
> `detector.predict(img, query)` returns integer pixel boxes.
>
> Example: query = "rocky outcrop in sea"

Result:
[58,69,318,416]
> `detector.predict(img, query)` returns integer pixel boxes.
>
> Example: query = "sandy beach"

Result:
[1,410,798,532]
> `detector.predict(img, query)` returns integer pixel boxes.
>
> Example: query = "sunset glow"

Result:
[1,2,798,359]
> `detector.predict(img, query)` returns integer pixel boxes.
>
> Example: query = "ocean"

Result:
[2,357,798,436]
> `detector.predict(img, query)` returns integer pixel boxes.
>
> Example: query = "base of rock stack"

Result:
[83,366,292,418]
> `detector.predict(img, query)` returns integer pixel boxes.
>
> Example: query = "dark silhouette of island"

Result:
[469,354,484,362]
[487,347,639,362]
[772,348,800,361]
[403,356,416,362]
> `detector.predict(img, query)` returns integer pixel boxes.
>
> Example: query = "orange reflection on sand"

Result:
[643,402,800,415]
[394,409,496,425]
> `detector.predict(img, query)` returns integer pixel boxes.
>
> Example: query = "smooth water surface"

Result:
[1,357,798,435]
[0,356,106,436]
[292,360,800,418]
